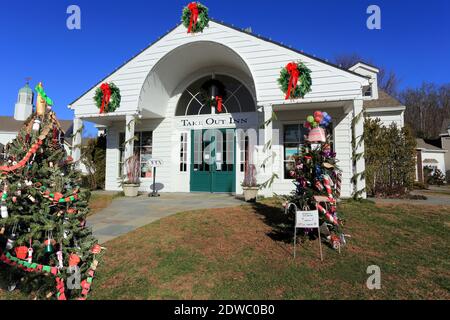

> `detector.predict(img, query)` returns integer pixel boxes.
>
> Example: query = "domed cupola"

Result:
[14,82,34,121]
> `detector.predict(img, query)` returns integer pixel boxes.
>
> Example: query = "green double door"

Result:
[190,129,236,193]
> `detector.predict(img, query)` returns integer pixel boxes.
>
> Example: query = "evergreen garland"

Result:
[277,62,312,99]
[181,2,209,33]
[93,83,121,113]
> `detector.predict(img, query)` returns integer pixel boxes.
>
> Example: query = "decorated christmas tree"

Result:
[0,83,104,300]
[283,111,345,250]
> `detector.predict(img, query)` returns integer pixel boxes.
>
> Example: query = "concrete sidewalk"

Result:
[87,193,246,244]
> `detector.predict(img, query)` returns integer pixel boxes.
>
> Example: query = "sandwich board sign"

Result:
[286,203,323,261]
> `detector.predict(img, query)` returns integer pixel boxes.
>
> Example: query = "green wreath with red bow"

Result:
[278,62,312,100]
[94,82,121,114]
[181,2,209,34]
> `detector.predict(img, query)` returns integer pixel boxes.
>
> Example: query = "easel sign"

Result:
[288,203,323,261]
[147,159,163,197]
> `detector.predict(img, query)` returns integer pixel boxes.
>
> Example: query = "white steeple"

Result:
[14,82,34,121]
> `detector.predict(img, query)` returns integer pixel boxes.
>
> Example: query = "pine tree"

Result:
[283,111,345,250]
[0,83,103,300]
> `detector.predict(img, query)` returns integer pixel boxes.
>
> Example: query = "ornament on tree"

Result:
[69,253,80,267]
[56,250,63,269]
[44,232,55,253]
[15,246,28,260]
[278,61,312,100]
[6,232,17,251]
[27,243,33,263]
[35,82,53,116]
[182,2,209,34]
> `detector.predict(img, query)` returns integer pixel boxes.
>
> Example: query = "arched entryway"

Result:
[176,75,256,193]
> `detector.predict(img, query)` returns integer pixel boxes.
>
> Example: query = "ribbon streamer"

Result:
[285,62,300,100]
[99,83,111,114]
[35,83,54,106]
[215,96,223,113]
[187,2,199,33]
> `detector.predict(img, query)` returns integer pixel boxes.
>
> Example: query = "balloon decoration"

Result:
[94,82,121,114]
[181,2,209,34]
[305,111,332,143]
[278,61,312,100]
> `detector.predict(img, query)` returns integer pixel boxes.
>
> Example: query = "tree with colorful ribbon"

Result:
[278,61,312,100]
[282,111,345,250]
[0,83,104,299]
[181,2,209,34]
[94,82,121,114]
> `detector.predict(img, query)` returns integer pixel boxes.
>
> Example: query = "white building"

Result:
[69,20,403,198]
[415,138,447,182]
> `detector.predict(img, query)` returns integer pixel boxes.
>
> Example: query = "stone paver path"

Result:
[87,193,246,244]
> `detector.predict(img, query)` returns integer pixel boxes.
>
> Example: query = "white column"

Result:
[353,99,367,199]
[260,104,274,196]
[124,114,136,173]
[72,117,83,165]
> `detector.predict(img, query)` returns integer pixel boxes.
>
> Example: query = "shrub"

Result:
[81,134,106,190]
[364,118,417,197]
[427,168,446,185]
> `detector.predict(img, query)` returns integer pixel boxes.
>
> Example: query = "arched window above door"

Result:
[176,75,255,116]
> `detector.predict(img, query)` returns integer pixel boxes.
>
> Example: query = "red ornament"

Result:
[99,83,111,114]
[187,2,199,33]
[15,246,28,260]
[285,62,300,100]
[69,253,81,267]
[91,244,102,254]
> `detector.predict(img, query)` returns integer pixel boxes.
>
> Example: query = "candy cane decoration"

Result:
[322,174,334,201]
[317,203,339,225]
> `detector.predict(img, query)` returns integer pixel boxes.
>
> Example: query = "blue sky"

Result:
[1,0,449,135]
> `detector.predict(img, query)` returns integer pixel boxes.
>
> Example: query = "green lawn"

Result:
[89,199,449,300]
[1,199,449,300]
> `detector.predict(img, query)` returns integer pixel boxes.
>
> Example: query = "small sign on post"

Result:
[147,159,163,197]
[287,203,323,261]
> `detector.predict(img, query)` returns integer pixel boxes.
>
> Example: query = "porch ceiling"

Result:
[272,100,352,112]
[138,41,255,117]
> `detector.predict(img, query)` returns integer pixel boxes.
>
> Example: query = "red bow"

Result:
[187,2,199,33]
[285,62,300,100]
[99,83,111,114]
[215,96,223,113]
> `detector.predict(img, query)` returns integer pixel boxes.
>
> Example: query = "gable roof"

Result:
[416,138,445,151]
[70,19,369,106]
[0,116,23,132]
[363,89,403,109]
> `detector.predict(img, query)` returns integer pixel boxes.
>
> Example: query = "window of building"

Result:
[176,75,255,116]
[283,124,308,179]
[180,132,188,172]
[119,131,153,178]
[239,131,249,172]
[283,124,334,179]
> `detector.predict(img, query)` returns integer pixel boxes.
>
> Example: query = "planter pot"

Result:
[123,184,140,197]
[242,187,259,202]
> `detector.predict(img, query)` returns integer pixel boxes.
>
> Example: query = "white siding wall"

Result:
[365,110,405,128]
[421,151,447,176]
[71,21,367,117]
[0,132,18,146]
